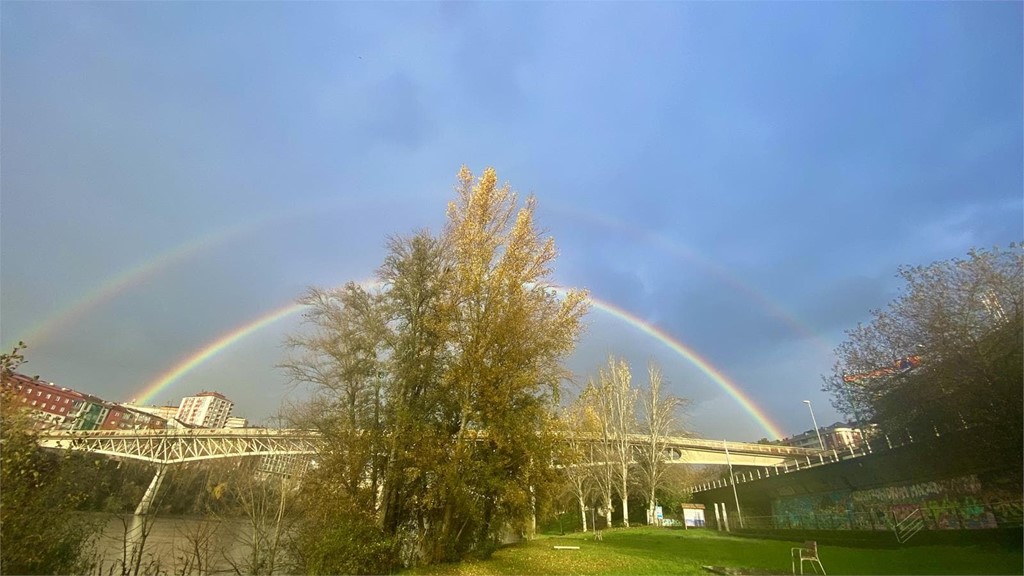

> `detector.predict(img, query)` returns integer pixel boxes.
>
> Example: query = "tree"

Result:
[281,283,384,510]
[1,343,99,575]
[636,363,687,525]
[580,377,614,529]
[823,245,1023,468]
[555,395,600,533]
[283,167,589,568]
[588,356,637,528]
[223,464,296,575]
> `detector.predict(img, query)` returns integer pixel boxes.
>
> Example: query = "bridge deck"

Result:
[37,428,818,466]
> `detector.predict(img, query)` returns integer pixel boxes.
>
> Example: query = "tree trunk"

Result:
[648,486,656,525]
[578,495,587,532]
[603,493,613,528]
[621,493,630,528]
[620,469,630,528]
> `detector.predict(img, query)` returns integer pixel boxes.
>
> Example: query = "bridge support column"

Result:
[135,466,166,516]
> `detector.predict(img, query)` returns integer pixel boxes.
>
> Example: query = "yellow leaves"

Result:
[210,481,228,500]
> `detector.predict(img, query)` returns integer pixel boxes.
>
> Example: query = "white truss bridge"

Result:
[37,428,320,465]
[37,427,817,467]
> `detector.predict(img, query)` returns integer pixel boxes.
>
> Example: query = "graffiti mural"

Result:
[771,474,1013,531]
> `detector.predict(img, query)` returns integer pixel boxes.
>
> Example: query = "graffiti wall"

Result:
[772,474,1017,530]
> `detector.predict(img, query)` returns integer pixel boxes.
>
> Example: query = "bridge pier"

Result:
[135,466,166,516]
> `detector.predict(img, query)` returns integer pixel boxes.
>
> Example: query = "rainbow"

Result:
[11,226,240,350]
[7,197,376,351]
[575,294,785,440]
[135,285,784,440]
[136,302,303,405]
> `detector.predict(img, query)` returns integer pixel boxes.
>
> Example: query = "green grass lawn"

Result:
[407,528,1023,575]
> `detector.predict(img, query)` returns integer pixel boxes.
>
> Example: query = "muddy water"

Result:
[90,514,277,575]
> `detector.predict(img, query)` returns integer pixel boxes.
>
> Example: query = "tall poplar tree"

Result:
[637,364,686,525]
[589,356,637,528]
[284,167,588,569]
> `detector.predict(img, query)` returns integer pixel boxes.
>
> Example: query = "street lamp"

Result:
[803,400,825,451]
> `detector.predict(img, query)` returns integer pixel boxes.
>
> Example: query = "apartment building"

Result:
[175,391,234,428]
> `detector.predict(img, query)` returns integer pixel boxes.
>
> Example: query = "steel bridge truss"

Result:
[37,428,319,465]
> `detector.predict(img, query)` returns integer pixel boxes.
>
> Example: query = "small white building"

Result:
[680,503,706,528]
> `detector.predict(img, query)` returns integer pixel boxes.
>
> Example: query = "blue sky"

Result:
[2,1,1021,441]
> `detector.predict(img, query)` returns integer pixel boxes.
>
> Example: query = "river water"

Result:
[90,514,275,575]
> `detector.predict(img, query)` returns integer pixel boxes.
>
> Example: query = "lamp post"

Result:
[723,439,744,528]
[803,400,825,451]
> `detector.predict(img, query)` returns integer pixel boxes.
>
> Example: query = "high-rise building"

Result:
[175,391,233,428]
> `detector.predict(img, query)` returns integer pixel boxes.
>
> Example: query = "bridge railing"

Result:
[688,430,933,494]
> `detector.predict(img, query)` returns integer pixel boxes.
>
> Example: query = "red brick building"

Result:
[100,403,166,431]
[4,372,86,429]
[3,372,166,430]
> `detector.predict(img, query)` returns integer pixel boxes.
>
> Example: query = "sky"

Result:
[2,1,1021,442]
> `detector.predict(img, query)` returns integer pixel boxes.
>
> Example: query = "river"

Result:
[90,514,282,575]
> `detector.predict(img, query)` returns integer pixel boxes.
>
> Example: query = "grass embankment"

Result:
[408,527,1023,575]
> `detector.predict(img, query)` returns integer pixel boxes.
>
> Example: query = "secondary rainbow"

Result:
[8,198,373,351]
[545,201,834,357]
[136,285,785,439]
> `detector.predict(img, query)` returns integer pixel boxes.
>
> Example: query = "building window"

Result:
[31,400,37,406]
[46,393,52,400]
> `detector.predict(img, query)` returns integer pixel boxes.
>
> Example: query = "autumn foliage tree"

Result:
[823,245,1022,470]
[282,167,588,570]
[1,343,99,575]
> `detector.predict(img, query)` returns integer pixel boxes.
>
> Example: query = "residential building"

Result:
[100,404,167,430]
[783,428,826,450]
[781,422,873,452]
[71,395,111,431]
[225,416,249,428]
[2,372,86,429]
[122,403,180,421]
[176,391,233,428]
